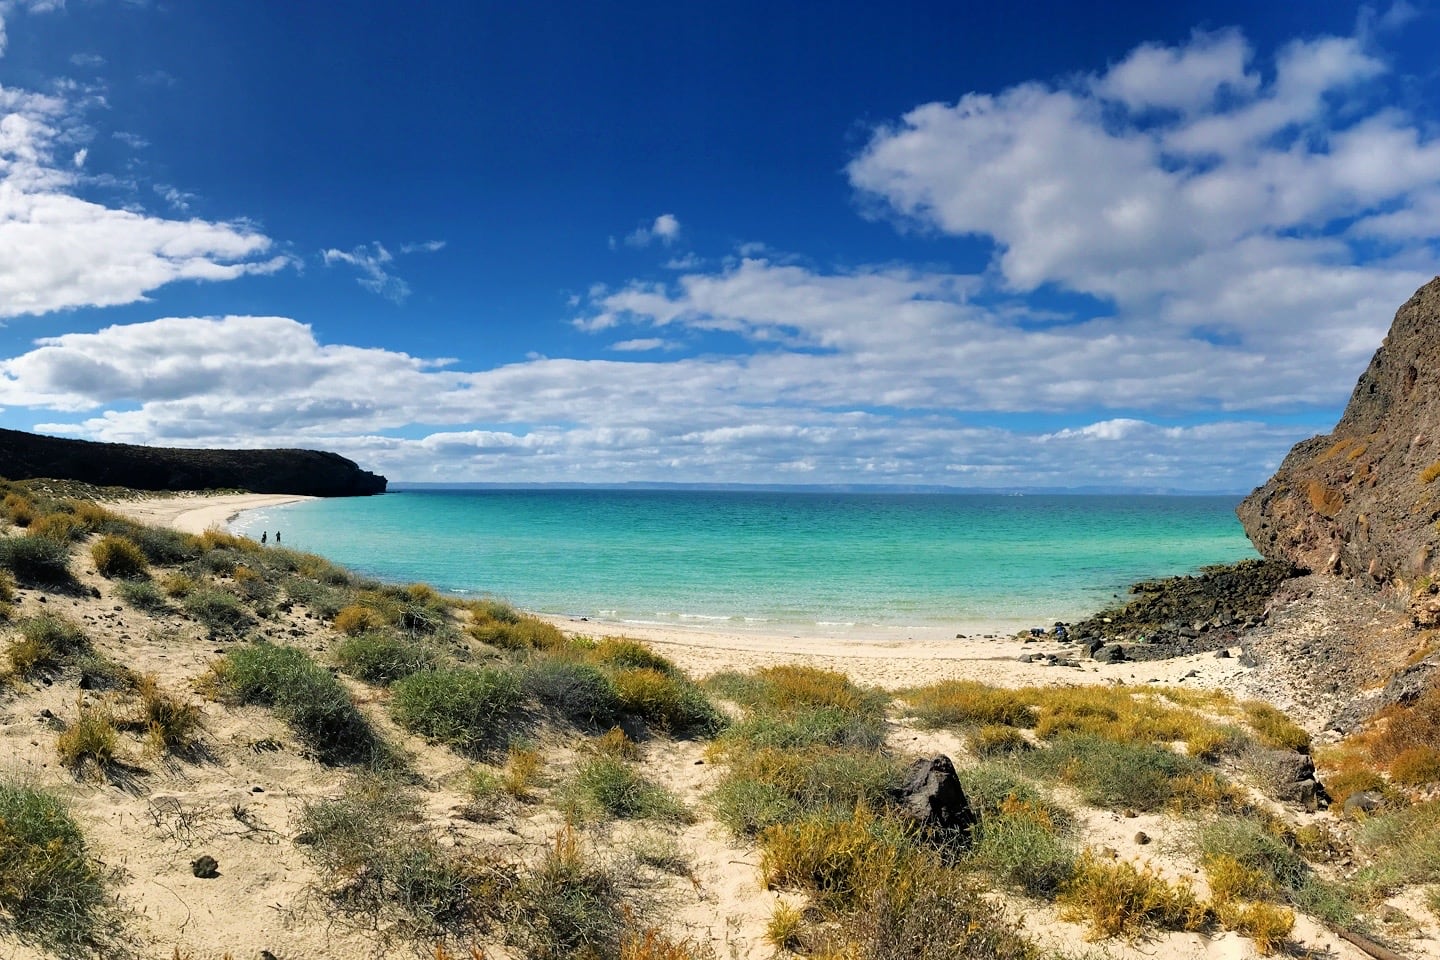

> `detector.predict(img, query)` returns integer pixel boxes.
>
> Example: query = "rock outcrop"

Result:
[0,428,386,497]
[1238,277,1440,619]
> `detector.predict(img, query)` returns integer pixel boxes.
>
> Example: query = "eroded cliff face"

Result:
[1237,277,1440,618]
[0,429,386,497]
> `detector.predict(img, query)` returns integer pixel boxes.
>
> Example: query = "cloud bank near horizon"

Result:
[1,21,1437,489]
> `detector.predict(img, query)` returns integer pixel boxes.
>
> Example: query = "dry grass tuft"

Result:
[1057,850,1209,941]
[90,534,148,579]
[56,703,120,773]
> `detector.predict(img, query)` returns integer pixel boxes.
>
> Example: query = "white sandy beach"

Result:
[108,491,316,535]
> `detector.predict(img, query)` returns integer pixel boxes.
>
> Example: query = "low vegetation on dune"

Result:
[0,474,1438,958]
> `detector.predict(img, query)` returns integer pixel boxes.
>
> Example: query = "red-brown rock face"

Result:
[1237,277,1440,618]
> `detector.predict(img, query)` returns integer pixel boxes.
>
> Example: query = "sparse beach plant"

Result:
[27,513,84,543]
[183,586,251,635]
[512,826,629,960]
[334,602,389,636]
[593,725,639,759]
[1242,700,1311,751]
[6,614,90,676]
[223,641,381,764]
[1057,850,1209,940]
[1390,745,1440,785]
[610,667,724,735]
[972,724,1030,757]
[1019,734,1203,811]
[129,525,199,565]
[390,666,523,757]
[56,703,120,773]
[2,491,36,526]
[117,578,170,612]
[126,674,203,753]
[160,571,198,598]
[0,533,73,584]
[1213,900,1294,955]
[759,805,920,911]
[469,614,566,650]
[0,779,110,955]
[503,744,545,797]
[297,775,511,939]
[561,756,690,823]
[905,680,1034,728]
[970,807,1075,895]
[520,657,621,728]
[765,901,806,953]
[815,857,1040,960]
[589,637,678,674]
[335,631,441,685]
[90,534,148,579]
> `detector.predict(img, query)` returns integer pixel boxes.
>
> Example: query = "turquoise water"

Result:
[231,490,1257,637]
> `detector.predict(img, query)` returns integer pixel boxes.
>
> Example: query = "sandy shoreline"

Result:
[107,491,317,535]
[107,491,1248,690]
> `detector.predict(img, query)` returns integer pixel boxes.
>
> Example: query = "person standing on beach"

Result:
[261,531,267,544]
[275,531,281,544]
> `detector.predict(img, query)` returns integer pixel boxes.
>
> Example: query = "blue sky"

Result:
[0,1,1437,490]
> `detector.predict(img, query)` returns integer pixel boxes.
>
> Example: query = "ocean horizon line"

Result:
[386,480,1253,497]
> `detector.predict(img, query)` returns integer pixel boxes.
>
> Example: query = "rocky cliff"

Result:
[1237,277,1440,617]
[0,428,386,497]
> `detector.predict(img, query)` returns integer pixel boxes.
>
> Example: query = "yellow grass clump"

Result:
[1058,851,1209,940]
[334,603,387,636]
[90,534,149,579]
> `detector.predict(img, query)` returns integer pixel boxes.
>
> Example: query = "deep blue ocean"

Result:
[230,489,1257,638]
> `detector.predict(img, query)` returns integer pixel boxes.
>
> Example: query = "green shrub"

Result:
[970,807,1075,895]
[469,615,566,650]
[512,827,628,960]
[971,724,1031,757]
[117,579,170,612]
[129,525,199,565]
[89,534,148,579]
[520,658,621,728]
[610,667,724,735]
[561,756,690,823]
[1019,734,1203,811]
[391,667,523,757]
[711,745,904,836]
[222,642,381,764]
[905,680,1034,728]
[0,780,110,954]
[1195,817,1309,896]
[0,534,73,584]
[588,637,678,674]
[334,632,440,685]
[6,614,90,676]
[183,587,251,635]
[817,858,1039,960]
[1243,701,1311,752]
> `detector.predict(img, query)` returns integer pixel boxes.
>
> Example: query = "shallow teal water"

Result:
[231,490,1257,636]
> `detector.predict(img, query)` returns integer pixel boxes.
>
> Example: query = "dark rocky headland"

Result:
[0,427,386,497]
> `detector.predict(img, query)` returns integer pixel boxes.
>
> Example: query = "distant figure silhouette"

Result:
[260,531,267,544]
[275,531,281,544]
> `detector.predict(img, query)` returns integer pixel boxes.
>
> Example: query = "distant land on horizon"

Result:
[387,481,1250,497]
